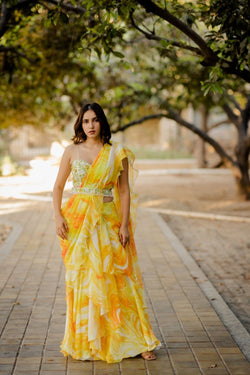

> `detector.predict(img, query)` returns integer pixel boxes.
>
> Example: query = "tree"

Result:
[0,0,249,198]
[79,0,250,198]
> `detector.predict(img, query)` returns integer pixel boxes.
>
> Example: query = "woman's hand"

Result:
[119,224,130,247]
[55,214,69,240]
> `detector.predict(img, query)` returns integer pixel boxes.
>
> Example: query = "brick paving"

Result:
[162,215,250,334]
[0,197,249,374]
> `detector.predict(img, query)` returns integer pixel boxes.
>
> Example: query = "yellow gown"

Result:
[59,141,160,363]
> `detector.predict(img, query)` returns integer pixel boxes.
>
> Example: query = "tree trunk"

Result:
[233,139,250,200]
[197,106,208,168]
[231,168,250,200]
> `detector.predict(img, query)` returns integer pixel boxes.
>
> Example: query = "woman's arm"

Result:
[118,157,130,247]
[52,146,71,240]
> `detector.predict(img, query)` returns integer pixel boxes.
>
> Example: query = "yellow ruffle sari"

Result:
[59,141,160,363]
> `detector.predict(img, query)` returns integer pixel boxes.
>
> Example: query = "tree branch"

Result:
[136,0,250,82]
[0,2,10,38]
[0,1,38,40]
[9,0,36,10]
[208,119,232,131]
[116,109,236,166]
[45,0,86,13]
[222,103,240,129]
[9,0,86,13]
[0,45,38,63]
[212,160,224,168]
[136,0,217,62]
[165,104,236,165]
[0,0,86,44]
[228,95,242,112]
[112,114,165,133]
[130,11,201,55]
[220,63,250,83]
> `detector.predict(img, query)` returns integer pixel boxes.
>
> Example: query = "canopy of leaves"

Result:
[0,0,249,130]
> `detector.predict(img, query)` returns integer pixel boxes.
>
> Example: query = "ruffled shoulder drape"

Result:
[112,142,138,233]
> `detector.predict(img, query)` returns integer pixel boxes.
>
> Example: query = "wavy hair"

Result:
[72,103,111,145]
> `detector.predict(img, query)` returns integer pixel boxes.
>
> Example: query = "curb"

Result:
[145,207,250,223]
[139,168,231,176]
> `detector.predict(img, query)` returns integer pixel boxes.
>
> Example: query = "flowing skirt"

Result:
[60,196,160,363]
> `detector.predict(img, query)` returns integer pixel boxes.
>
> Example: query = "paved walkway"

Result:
[0,197,250,374]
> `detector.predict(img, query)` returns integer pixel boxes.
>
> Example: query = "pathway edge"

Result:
[150,210,250,362]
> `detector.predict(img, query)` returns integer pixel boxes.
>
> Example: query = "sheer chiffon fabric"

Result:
[59,141,160,363]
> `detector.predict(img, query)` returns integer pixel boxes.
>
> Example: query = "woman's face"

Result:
[82,110,101,140]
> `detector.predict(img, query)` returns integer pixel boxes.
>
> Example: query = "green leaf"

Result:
[94,47,102,59]
[112,51,125,58]
[122,61,131,70]
[44,18,52,28]
[160,39,171,48]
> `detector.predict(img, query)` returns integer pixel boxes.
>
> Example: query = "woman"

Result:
[53,102,160,363]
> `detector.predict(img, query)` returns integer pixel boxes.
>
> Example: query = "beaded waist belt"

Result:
[72,187,113,197]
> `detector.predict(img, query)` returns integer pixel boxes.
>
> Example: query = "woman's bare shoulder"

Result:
[62,143,77,161]
[65,143,77,150]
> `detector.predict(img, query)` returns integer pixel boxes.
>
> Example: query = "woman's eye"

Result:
[83,118,99,124]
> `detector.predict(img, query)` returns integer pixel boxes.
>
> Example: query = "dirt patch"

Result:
[137,172,250,216]
[136,171,250,333]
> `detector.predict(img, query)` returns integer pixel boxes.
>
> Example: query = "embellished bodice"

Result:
[71,159,90,192]
[71,159,113,196]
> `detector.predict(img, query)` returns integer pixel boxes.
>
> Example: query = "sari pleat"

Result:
[59,141,160,363]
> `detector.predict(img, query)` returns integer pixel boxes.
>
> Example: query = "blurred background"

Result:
[0,0,248,198]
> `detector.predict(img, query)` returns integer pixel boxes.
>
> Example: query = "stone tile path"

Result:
[159,213,250,334]
[0,197,249,374]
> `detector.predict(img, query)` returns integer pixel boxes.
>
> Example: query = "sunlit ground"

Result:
[0,199,38,215]
[0,141,72,200]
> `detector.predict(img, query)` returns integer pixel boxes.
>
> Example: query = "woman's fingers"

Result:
[57,230,64,239]
[57,225,68,240]
[55,217,69,240]
[119,232,130,247]
[124,235,130,245]
[61,231,67,240]
[63,221,69,232]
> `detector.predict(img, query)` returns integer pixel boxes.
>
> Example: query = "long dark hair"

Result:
[72,102,111,145]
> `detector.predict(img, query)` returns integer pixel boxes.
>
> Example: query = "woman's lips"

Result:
[88,131,95,134]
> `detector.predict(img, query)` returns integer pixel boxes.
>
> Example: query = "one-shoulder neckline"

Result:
[72,143,106,167]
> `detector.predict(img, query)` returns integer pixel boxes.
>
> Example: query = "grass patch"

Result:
[131,147,193,159]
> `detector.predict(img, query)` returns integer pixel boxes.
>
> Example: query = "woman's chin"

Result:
[87,134,101,140]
